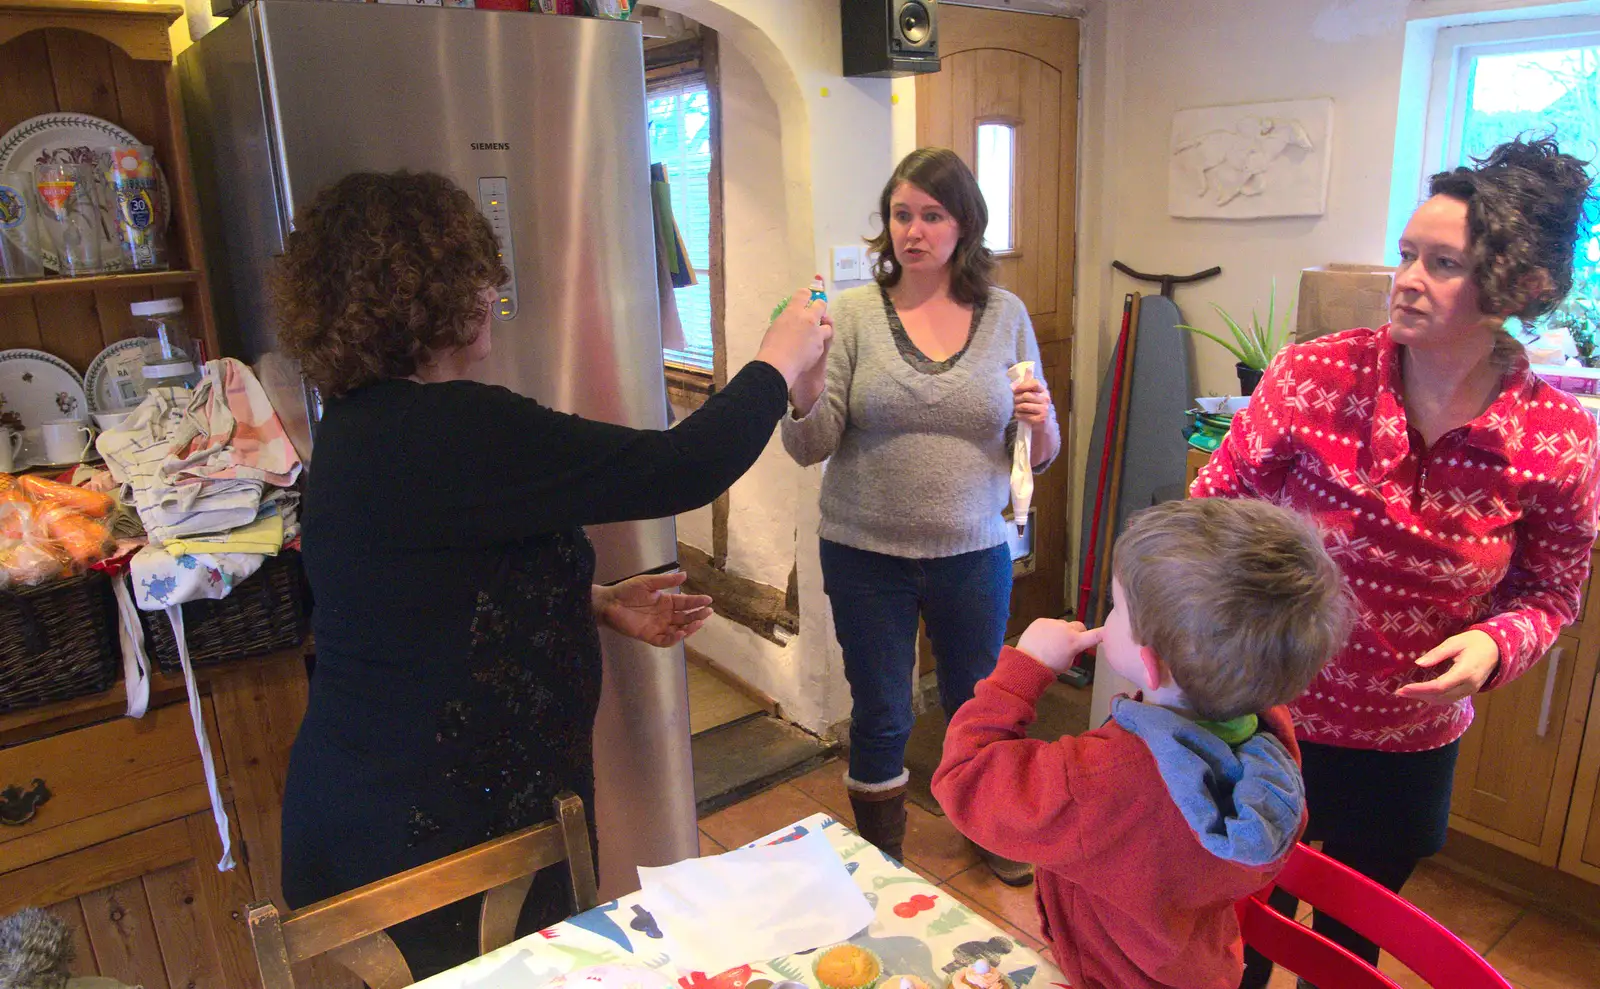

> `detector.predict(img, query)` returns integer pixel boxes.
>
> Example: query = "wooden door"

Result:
[917,4,1079,637]
[1449,633,1595,864]
[0,811,259,989]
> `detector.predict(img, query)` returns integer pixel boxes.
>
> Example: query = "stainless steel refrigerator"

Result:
[178,0,697,899]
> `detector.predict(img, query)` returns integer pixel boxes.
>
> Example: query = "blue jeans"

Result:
[820,539,1014,787]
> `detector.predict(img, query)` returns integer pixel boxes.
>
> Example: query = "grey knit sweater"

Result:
[781,283,1051,559]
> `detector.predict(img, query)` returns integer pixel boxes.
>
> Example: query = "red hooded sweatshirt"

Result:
[933,647,1306,989]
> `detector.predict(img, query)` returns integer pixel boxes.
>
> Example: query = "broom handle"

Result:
[1075,293,1134,625]
[1093,292,1143,627]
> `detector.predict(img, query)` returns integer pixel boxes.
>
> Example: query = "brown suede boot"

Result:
[848,784,908,863]
[973,841,1034,887]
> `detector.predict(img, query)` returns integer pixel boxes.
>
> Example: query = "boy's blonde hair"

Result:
[1112,498,1351,721]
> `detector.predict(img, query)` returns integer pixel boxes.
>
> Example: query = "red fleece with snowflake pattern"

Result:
[1193,326,1600,751]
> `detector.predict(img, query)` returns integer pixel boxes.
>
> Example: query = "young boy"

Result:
[932,498,1351,989]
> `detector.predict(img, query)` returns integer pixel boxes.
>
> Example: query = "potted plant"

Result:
[1567,314,1598,368]
[1177,280,1294,395]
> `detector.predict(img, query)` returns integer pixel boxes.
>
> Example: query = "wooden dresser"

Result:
[0,650,313,988]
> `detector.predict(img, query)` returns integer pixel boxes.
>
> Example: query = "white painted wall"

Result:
[652,0,904,733]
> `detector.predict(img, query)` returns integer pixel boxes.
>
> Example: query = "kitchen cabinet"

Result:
[1450,548,1600,886]
[1451,632,1594,864]
[1559,638,1600,883]
[0,651,325,987]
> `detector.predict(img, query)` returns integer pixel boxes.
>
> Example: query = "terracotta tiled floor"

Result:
[699,759,1600,989]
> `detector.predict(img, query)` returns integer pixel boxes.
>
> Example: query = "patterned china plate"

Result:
[0,113,171,274]
[85,337,164,414]
[0,348,89,469]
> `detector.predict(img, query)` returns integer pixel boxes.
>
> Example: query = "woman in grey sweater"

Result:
[783,148,1059,884]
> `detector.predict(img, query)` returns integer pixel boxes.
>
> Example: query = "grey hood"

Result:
[1111,697,1304,867]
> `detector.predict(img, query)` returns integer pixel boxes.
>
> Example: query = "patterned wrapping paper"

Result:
[415,812,1065,989]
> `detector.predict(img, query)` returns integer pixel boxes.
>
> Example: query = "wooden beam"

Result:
[679,543,797,645]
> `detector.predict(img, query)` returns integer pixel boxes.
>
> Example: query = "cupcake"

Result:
[813,944,883,989]
[884,977,931,989]
[946,960,1014,989]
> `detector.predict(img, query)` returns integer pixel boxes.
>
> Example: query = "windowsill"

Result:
[666,362,715,412]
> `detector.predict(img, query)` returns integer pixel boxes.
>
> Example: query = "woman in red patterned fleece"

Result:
[1194,138,1599,986]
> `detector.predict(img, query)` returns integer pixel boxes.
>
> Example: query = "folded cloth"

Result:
[163,357,302,487]
[97,360,303,548]
[131,544,265,611]
[162,511,285,557]
[140,478,264,544]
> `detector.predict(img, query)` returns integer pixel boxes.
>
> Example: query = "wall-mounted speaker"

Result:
[842,0,940,78]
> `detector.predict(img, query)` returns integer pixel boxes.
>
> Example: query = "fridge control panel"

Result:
[477,177,518,320]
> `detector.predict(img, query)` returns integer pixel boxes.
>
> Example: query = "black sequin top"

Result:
[281,362,786,975]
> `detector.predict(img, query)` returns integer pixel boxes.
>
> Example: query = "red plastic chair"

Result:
[1235,843,1513,989]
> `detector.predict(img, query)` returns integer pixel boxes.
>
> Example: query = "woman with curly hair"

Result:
[1192,138,1600,986]
[782,148,1059,884]
[276,171,830,977]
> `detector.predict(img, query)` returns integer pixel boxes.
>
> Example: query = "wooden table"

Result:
[415,812,1065,989]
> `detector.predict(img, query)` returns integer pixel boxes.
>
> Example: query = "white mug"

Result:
[39,419,95,465]
[0,428,20,472]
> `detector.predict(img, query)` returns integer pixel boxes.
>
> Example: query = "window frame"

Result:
[1421,15,1600,196]
[975,116,1022,258]
[646,34,724,386]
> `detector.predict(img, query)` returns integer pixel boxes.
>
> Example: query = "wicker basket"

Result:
[0,571,119,714]
[141,551,311,672]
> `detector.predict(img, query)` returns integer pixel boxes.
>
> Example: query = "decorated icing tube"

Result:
[771,274,828,322]
[1008,361,1035,535]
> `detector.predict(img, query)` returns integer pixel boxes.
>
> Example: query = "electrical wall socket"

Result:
[831,245,866,282]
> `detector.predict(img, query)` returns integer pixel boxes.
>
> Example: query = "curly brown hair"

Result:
[867,147,995,305]
[1428,137,1594,322]
[272,171,508,397]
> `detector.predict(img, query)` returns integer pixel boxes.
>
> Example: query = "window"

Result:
[976,121,1017,254]
[1419,17,1600,332]
[648,75,716,372]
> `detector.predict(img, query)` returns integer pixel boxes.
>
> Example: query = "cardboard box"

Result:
[1296,264,1395,344]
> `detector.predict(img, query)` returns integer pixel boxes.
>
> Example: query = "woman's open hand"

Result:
[594,572,713,648]
[1395,629,1500,705]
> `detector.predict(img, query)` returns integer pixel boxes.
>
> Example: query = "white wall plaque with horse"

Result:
[1168,97,1334,219]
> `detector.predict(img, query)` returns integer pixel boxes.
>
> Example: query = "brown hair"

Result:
[1428,136,1594,323]
[867,147,995,305]
[1112,499,1352,721]
[272,171,508,398]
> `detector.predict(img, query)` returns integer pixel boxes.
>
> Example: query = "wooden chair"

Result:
[247,792,600,989]
[1236,843,1513,989]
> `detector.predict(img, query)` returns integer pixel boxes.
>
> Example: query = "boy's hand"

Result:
[1016,619,1104,673]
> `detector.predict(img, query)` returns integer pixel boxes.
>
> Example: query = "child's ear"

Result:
[1137,646,1164,692]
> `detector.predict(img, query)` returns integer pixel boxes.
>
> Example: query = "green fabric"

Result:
[1195,713,1258,746]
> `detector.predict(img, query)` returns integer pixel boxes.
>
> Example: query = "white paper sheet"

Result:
[637,830,873,975]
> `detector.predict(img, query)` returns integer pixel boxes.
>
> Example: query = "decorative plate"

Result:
[0,113,171,274]
[0,349,89,469]
[27,450,104,470]
[85,337,163,414]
